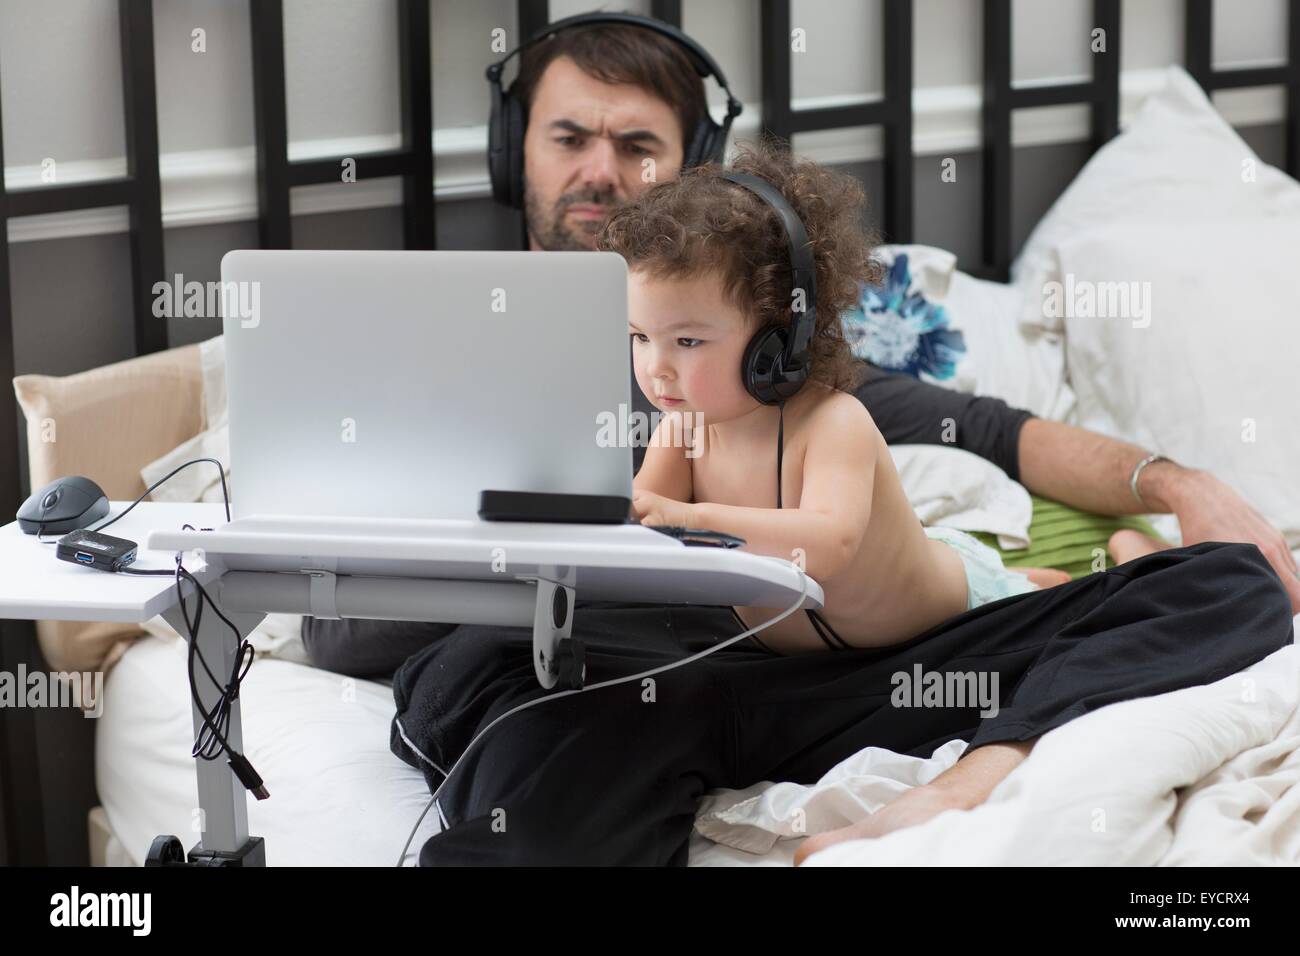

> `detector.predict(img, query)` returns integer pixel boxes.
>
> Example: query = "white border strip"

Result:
[3,68,1285,243]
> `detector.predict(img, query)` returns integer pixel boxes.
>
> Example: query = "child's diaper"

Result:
[923,526,1039,610]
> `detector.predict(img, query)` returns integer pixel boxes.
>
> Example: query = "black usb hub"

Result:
[56,529,140,572]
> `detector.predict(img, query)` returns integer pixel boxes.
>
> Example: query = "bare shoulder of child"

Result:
[734,388,972,654]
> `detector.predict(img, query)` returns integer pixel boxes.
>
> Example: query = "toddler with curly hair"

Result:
[598,141,1045,654]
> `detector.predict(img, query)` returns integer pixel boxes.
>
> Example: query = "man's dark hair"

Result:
[510,20,709,153]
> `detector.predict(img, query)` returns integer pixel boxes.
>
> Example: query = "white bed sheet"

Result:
[691,614,1300,867]
[96,633,443,866]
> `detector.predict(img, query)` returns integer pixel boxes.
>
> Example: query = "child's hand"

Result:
[632,489,695,528]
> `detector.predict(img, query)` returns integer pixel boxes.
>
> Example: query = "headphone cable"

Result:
[395,568,811,866]
[776,400,786,509]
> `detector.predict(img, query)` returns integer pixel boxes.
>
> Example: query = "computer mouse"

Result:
[16,475,110,535]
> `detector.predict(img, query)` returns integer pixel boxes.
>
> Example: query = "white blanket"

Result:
[691,634,1300,866]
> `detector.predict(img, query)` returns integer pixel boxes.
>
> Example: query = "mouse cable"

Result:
[394,569,812,866]
[39,460,230,548]
[122,556,266,799]
[89,457,231,534]
[33,490,58,544]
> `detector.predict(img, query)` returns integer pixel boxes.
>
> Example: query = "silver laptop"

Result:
[219,250,632,522]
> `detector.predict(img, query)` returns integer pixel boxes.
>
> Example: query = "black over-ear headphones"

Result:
[485,11,743,210]
[720,172,818,407]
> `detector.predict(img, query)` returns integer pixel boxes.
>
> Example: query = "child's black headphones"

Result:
[485,11,743,210]
[720,172,818,407]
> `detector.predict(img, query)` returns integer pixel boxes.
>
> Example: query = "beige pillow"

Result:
[13,344,205,674]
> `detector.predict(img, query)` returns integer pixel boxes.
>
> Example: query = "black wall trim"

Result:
[759,0,915,245]
[979,0,1121,281]
[1185,0,1299,175]
[249,0,436,250]
[0,0,166,513]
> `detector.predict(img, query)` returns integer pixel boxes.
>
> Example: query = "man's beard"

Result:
[523,182,623,251]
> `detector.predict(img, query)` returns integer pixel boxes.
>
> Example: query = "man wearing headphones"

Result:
[485,12,741,254]
[302,13,1298,865]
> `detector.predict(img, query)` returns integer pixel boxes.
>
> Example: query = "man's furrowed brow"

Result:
[549,119,666,148]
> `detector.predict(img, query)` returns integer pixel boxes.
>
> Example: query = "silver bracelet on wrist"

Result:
[1129,453,1172,511]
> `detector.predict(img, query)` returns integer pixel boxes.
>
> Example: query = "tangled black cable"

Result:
[114,465,267,799]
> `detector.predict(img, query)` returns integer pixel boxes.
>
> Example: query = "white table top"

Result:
[0,502,823,623]
[0,502,225,622]
[150,513,824,609]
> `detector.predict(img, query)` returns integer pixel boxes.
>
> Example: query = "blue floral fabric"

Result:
[841,253,967,382]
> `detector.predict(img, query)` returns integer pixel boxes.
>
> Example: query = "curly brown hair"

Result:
[596,138,881,392]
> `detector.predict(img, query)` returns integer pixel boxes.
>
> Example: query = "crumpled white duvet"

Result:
[690,636,1300,867]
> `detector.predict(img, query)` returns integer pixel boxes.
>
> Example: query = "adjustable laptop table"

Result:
[0,502,822,866]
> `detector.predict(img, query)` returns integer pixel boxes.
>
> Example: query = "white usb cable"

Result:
[396,568,812,866]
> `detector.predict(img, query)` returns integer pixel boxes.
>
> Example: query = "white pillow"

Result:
[1013,66,1300,333]
[1057,220,1300,546]
[888,444,1033,550]
[844,245,1074,419]
[142,334,230,504]
[942,269,1074,421]
[845,244,973,384]
[139,335,308,663]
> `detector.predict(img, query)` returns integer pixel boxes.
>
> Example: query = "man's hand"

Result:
[1016,419,1300,613]
[1155,467,1300,613]
[631,489,696,528]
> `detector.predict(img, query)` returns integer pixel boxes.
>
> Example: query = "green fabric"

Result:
[968,495,1164,579]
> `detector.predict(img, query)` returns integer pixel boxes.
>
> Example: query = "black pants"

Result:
[387,542,1294,865]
